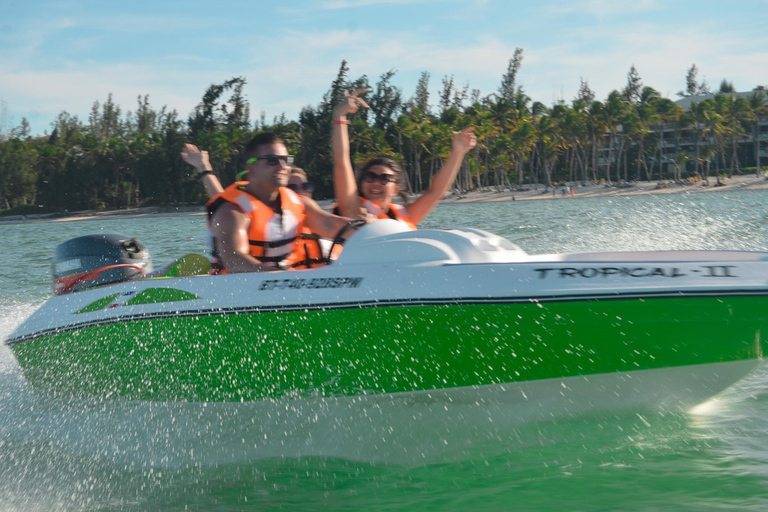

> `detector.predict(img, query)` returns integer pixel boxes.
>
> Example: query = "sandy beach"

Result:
[441,173,768,204]
[3,174,767,225]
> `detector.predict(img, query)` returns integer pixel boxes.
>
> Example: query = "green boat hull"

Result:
[12,296,767,402]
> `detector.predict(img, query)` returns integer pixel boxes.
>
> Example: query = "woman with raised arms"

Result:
[331,89,477,229]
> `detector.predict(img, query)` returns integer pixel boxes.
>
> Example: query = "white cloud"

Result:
[0,17,78,65]
[520,21,768,103]
[73,13,212,34]
[322,0,437,9]
[3,2,767,135]
[0,60,221,132]
[544,0,660,18]
[231,28,522,117]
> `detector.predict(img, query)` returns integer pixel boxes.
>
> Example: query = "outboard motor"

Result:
[52,234,153,295]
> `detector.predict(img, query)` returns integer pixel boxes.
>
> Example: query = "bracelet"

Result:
[200,170,215,176]
[333,119,350,125]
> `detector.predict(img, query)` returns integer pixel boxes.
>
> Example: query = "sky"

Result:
[1,0,767,136]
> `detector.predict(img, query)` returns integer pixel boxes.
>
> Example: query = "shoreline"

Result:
[3,174,767,225]
[441,173,768,204]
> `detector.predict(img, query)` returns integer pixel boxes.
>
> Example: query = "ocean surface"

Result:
[2,190,768,511]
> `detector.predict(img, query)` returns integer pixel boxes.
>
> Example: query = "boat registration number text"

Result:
[259,277,363,291]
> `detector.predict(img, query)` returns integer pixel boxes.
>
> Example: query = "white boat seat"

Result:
[337,220,528,266]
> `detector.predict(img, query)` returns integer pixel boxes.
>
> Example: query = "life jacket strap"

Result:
[248,236,297,249]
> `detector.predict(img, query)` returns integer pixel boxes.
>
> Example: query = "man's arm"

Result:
[210,203,276,273]
[181,143,225,197]
[302,197,368,240]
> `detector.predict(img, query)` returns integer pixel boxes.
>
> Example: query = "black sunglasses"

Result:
[246,154,295,166]
[362,171,397,185]
[287,182,315,194]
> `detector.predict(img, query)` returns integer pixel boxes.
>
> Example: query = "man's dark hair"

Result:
[243,133,285,160]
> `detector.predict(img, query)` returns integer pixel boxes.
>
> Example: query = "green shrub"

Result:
[0,204,45,217]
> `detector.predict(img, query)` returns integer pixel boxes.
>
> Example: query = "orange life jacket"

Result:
[207,182,319,271]
[361,198,417,231]
[296,227,329,268]
[332,197,417,231]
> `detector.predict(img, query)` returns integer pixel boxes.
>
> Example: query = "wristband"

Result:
[333,119,350,125]
[200,170,215,176]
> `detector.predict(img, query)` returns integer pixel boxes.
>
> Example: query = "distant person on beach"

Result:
[182,135,368,273]
[331,89,476,229]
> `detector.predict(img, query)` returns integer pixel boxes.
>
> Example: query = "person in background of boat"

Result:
[332,89,477,228]
[285,166,332,266]
[286,167,316,198]
[191,133,368,273]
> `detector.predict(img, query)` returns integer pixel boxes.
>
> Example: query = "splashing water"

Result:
[2,192,768,510]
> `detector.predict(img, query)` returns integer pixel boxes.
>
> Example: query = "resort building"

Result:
[658,91,768,175]
[597,91,768,179]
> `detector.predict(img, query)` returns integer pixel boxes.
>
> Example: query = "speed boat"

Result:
[5,221,768,420]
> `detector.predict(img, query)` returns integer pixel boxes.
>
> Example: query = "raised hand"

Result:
[333,89,370,118]
[452,127,477,154]
[180,143,211,172]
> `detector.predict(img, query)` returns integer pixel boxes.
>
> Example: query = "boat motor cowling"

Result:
[52,234,153,295]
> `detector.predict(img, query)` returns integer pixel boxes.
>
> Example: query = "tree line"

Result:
[0,56,766,214]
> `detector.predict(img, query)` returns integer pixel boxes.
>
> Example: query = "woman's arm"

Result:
[181,143,224,197]
[405,127,477,224]
[332,90,369,218]
[303,196,374,240]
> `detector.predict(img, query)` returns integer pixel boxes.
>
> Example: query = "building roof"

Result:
[674,91,766,108]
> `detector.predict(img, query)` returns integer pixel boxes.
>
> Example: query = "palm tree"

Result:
[510,92,534,188]
[536,105,568,190]
[526,101,548,190]
[586,100,605,183]
[466,102,494,189]
[672,151,688,182]
[601,91,627,185]
[635,87,660,181]
[510,117,536,188]
[653,99,684,181]
[620,107,641,182]
[746,91,767,176]
[397,108,431,193]
[685,101,707,177]
[698,144,717,185]
[701,98,726,185]
[561,101,588,184]
[719,94,750,176]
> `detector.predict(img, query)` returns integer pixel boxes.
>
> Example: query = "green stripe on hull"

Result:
[124,288,200,306]
[75,293,121,314]
[12,296,767,402]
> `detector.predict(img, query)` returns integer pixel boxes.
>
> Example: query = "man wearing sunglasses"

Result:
[201,133,366,273]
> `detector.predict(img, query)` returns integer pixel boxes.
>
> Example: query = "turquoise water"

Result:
[2,191,768,511]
